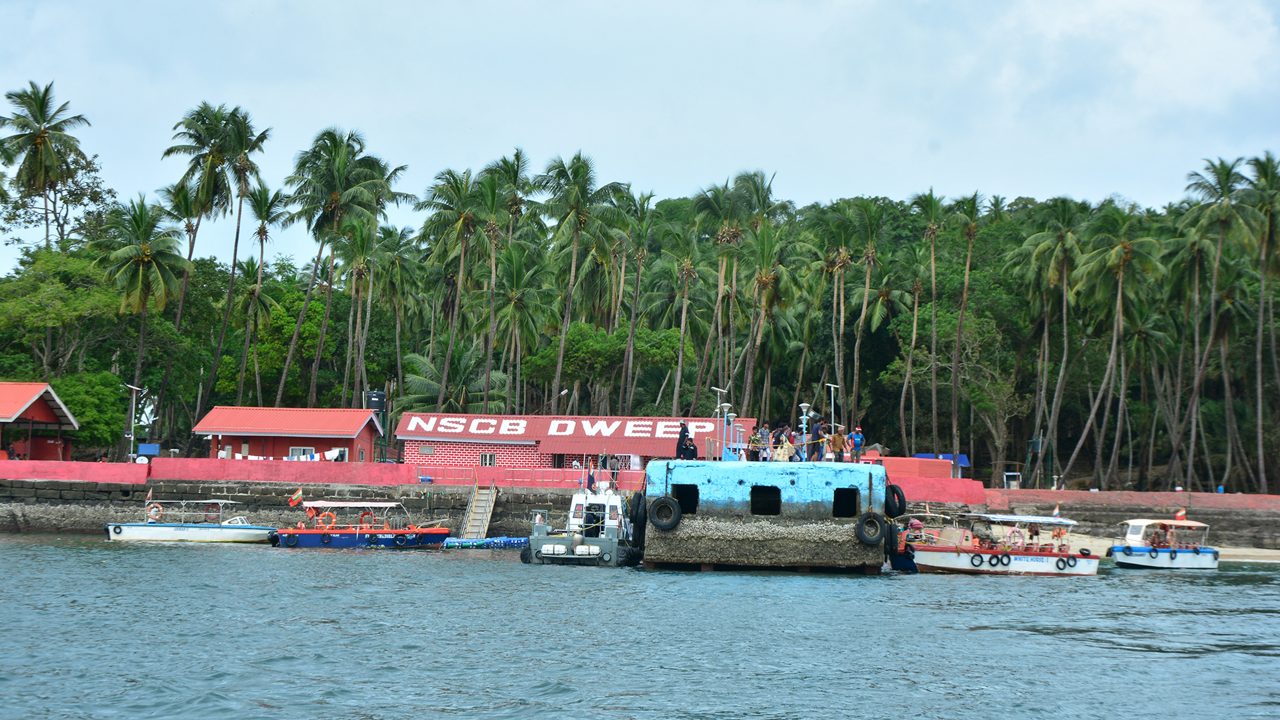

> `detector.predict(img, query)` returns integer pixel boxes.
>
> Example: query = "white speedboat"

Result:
[1107,519,1219,570]
[899,512,1099,576]
[105,499,275,543]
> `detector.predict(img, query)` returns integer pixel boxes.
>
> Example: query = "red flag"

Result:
[1174,507,1187,520]
[288,488,303,507]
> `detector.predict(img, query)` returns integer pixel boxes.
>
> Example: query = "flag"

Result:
[1052,504,1060,518]
[144,487,153,504]
[288,488,303,507]
[1174,507,1187,520]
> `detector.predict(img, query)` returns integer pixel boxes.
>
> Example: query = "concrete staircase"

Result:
[461,483,498,540]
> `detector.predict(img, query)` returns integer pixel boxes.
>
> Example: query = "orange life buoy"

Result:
[146,503,164,521]
[357,510,377,527]
[317,511,337,529]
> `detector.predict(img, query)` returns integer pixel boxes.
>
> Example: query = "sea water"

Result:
[1,534,1277,719]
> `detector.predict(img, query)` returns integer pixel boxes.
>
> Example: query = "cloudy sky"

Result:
[3,0,1279,272]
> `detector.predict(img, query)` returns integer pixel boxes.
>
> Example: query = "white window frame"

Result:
[289,446,316,458]
[479,452,497,467]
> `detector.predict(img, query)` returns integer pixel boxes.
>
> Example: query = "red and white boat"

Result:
[899,512,1099,576]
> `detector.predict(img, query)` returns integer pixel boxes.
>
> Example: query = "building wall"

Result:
[205,425,378,462]
[401,440,639,470]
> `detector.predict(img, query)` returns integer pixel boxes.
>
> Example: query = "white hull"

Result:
[1110,546,1219,570]
[105,523,274,543]
[913,547,1099,576]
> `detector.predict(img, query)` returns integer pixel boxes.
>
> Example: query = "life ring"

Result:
[649,497,682,532]
[854,512,886,545]
[1122,546,1133,556]
[1149,548,1159,558]
[970,554,985,568]
[111,525,122,535]
[394,534,408,547]
[601,552,612,564]
[885,484,907,518]
[987,554,1001,567]
[317,511,337,529]
[284,533,299,548]
[320,533,332,545]
[999,553,1012,566]
[145,503,164,521]
[357,510,377,527]
[1066,556,1077,568]
[1079,548,1092,557]
[1056,558,1068,571]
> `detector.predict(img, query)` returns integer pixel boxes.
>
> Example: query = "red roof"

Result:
[192,406,383,439]
[0,382,79,430]
[395,413,756,459]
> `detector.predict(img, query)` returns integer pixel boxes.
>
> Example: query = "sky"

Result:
[3,0,1279,272]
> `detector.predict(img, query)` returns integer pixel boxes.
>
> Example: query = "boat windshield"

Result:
[143,499,239,524]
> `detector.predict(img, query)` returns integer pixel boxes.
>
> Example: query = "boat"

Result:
[268,501,449,549]
[1106,519,1219,569]
[638,460,906,572]
[104,499,275,543]
[521,480,642,566]
[902,512,1099,576]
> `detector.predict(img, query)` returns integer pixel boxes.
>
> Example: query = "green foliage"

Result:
[49,371,125,449]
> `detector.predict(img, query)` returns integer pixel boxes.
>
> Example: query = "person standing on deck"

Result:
[850,426,865,462]
[676,420,689,458]
[758,423,772,462]
[829,427,847,461]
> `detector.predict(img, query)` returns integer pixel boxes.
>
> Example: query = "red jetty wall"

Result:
[0,460,149,484]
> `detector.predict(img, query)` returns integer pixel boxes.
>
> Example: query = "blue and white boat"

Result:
[105,499,275,543]
[269,501,449,549]
[1107,519,1219,570]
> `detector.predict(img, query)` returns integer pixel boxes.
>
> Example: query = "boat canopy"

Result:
[150,499,241,505]
[962,513,1077,527]
[1120,518,1209,529]
[301,500,403,509]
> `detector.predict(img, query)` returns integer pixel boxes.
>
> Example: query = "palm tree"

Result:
[241,182,287,403]
[611,189,655,413]
[534,152,623,413]
[894,243,930,455]
[654,224,703,414]
[417,168,482,408]
[691,179,744,402]
[1243,152,1279,493]
[398,343,508,414]
[848,198,886,425]
[495,238,553,413]
[910,189,945,453]
[948,193,981,472]
[96,196,188,454]
[0,81,90,247]
[376,225,421,396]
[276,128,384,407]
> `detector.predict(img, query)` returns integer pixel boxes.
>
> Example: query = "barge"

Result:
[640,460,904,573]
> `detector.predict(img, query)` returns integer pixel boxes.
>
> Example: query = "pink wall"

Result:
[151,458,407,485]
[207,425,378,462]
[0,460,148,483]
[404,440,549,468]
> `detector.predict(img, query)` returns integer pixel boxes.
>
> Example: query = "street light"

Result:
[717,402,732,460]
[123,383,143,460]
[825,383,840,426]
[798,402,811,461]
[725,412,737,461]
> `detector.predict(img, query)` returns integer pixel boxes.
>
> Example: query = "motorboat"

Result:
[901,512,1099,576]
[522,480,642,566]
[1107,519,1219,569]
[104,499,274,543]
[269,501,449,549]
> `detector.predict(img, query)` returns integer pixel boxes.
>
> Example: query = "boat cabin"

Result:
[299,500,413,530]
[1118,519,1210,549]
[142,499,252,525]
[959,513,1079,553]
[565,483,628,538]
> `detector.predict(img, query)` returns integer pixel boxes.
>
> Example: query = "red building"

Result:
[193,406,383,462]
[394,413,755,470]
[0,382,79,460]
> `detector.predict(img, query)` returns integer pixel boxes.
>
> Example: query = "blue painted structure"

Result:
[269,529,448,549]
[644,460,887,518]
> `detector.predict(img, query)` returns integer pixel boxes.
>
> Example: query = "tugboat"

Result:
[269,501,449,549]
[522,480,642,566]
[639,460,906,573]
[1107,518,1219,570]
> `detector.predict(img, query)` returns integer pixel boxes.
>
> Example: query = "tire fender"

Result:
[854,512,886,545]
[649,496,682,532]
[885,484,907,518]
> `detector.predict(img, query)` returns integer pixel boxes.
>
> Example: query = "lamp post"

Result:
[123,383,142,461]
[717,402,732,460]
[825,383,840,427]
[734,424,745,460]
[798,402,811,461]
[725,412,737,460]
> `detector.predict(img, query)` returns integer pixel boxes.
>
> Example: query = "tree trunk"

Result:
[394,298,405,396]
[1256,228,1270,493]
[235,287,256,405]
[550,227,582,414]
[195,198,245,424]
[276,241,326,406]
[341,280,358,407]
[359,267,375,401]
[307,252,335,408]
[950,233,974,474]
[850,256,874,424]
[929,231,939,454]
[482,233,498,407]
[672,278,691,416]
[690,254,726,414]
[622,251,645,414]
[899,288,920,456]
[1061,273,1124,481]
[438,233,469,407]
[1045,272,1072,483]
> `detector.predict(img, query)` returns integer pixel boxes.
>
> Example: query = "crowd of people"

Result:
[745,419,866,463]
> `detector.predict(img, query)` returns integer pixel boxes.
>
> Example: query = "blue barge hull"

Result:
[269,529,448,549]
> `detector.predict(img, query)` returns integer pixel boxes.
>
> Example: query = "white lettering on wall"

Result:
[548,420,574,436]
[655,421,681,438]
[624,420,653,437]
[439,417,465,433]
[469,418,497,434]
[688,421,714,436]
[500,419,526,435]
[581,420,621,437]
[407,416,437,433]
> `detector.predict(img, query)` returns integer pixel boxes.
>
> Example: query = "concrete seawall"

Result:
[4,479,1279,549]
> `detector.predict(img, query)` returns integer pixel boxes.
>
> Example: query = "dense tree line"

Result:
[2,82,1276,492]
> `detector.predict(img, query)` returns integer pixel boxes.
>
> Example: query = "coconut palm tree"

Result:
[534,152,624,413]
[0,81,90,248]
[96,196,188,455]
[691,179,745,401]
[909,189,945,454]
[398,343,508,414]
[947,193,981,471]
[848,198,887,425]
[895,242,930,455]
[1242,152,1279,493]
[376,225,420,396]
[495,238,553,413]
[240,183,287,403]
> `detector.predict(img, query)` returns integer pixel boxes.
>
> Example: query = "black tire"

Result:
[987,554,1001,567]
[629,492,646,526]
[1066,556,1077,568]
[519,546,532,564]
[268,531,279,547]
[854,512,886,545]
[1169,549,1178,560]
[970,554,985,568]
[284,533,299,548]
[1105,547,1113,558]
[1149,548,1159,559]
[884,522,900,555]
[1122,546,1133,556]
[1000,553,1012,567]
[1056,558,1067,571]
[394,534,408,548]
[1079,548,1092,557]
[1213,550,1220,561]
[649,496,682,532]
[320,533,332,545]
[885,484,907,518]
[601,552,612,564]
[111,525,123,536]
